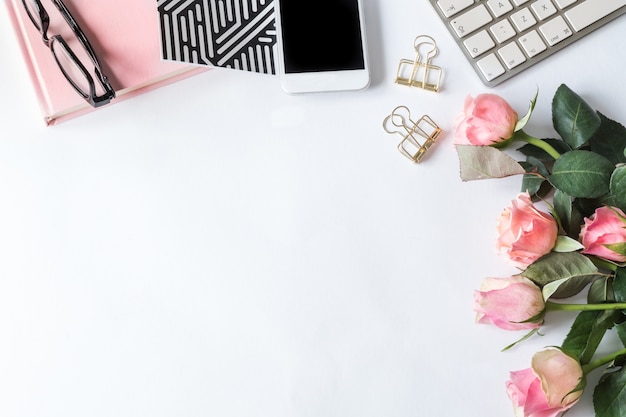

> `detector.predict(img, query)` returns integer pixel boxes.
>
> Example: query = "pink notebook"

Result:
[5,0,207,125]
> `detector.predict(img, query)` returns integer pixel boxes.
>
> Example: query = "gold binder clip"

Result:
[383,106,442,164]
[394,35,442,92]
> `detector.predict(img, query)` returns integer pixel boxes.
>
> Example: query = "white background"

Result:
[1,1,625,416]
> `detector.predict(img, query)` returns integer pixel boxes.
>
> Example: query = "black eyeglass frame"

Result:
[21,0,116,108]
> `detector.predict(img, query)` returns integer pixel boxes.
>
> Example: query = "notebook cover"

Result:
[5,0,208,126]
[157,0,276,74]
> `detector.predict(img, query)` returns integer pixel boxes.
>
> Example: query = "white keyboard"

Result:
[430,0,626,86]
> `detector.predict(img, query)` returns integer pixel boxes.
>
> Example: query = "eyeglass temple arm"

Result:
[50,0,108,78]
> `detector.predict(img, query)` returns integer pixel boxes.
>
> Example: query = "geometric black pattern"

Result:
[157,0,276,74]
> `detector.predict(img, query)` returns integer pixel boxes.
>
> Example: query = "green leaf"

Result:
[552,84,601,148]
[549,150,615,198]
[594,365,626,417]
[520,157,548,195]
[553,189,584,238]
[562,310,618,364]
[589,113,626,165]
[547,276,597,299]
[456,145,526,181]
[553,189,573,220]
[617,321,626,348]
[618,323,626,348]
[588,276,613,304]
[610,165,626,212]
[613,267,626,303]
[542,277,570,300]
[521,252,602,298]
[553,235,584,252]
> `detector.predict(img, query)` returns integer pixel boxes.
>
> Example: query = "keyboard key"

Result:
[539,15,573,45]
[498,42,527,68]
[519,30,547,57]
[554,0,576,8]
[464,30,496,57]
[477,53,506,81]
[513,0,531,4]
[451,5,494,38]
[564,0,626,31]
[437,0,475,17]
[532,0,558,20]
[490,19,516,43]
[488,0,514,17]
[437,0,474,17]
[511,7,537,31]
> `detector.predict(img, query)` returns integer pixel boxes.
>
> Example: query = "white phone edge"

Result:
[273,0,371,94]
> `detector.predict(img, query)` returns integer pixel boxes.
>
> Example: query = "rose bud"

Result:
[474,276,544,331]
[454,93,518,146]
[579,206,626,263]
[506,348,583,417]
[497,192,558,268]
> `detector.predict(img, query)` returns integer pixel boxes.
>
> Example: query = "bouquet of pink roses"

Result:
[455,84,626,417]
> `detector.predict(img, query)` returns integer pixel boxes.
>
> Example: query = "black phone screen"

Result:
[278,0,365,74]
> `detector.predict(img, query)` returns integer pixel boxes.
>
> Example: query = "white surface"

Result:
[0,2,624,417]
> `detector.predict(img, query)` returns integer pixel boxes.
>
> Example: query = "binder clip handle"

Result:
[413,35,438,62]
[382,105,414,136]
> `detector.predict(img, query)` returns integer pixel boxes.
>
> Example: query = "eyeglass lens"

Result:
[23,0,45,32]
[50,39,93,96]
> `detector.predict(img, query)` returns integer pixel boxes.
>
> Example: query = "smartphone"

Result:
[274,0,370,94]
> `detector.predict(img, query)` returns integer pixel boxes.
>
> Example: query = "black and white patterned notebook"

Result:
[157,0,276,74]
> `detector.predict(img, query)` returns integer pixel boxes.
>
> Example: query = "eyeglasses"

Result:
[21,0,115,108]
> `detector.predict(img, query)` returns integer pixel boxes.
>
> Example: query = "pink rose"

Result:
[474,276,544,331]
[579,206,626,263]
[506,348,583,417]
[454,93,518,146]
[497,192,558,268]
